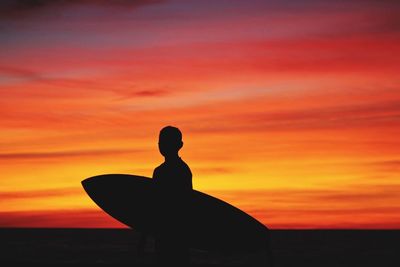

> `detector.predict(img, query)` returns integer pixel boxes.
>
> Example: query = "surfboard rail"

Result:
[82,173,270,252]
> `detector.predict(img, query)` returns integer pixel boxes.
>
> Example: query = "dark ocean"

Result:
[0,229,398,266]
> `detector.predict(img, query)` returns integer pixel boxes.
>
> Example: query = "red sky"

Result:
[0,0,399,229]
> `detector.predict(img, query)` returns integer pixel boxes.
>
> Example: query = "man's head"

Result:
[158,126,183,157]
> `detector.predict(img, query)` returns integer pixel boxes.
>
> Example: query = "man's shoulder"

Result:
[179,158,192,175]
[180,159,190,169]
[153,162,165,175]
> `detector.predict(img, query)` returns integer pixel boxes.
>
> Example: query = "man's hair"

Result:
[159,126,182,144]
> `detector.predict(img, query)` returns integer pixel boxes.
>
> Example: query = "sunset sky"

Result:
[0,0,399,229]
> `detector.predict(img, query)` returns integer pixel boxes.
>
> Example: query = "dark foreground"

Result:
[0,229,398,266]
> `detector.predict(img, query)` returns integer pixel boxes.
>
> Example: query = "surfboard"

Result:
[82,174,269,252]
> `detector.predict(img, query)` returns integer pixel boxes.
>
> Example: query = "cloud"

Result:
[210,184,400,210]
[0,148,143,160]
[0,65,40,80]
[369,160,400,173]
[209,185,400,228]
[133,89,168,97]
[181,99,400,135]
[193,167,236,175]
[0,65,43,85]
[372,160,400,166]
[0,187,80,200]
[0,65,102,91]
[223,185,400,215]
[2,185,399,228]
[249,100,400,130]
[0,0,164,18]
[0,0,163,10]
[112,88,172,100]
[0,209,125,227]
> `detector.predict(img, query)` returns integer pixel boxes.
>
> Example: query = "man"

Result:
[152,126,192,265]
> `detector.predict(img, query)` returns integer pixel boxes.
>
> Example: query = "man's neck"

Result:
[164,155,180,162]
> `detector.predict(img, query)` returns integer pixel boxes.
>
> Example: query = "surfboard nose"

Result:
[81,177,96,193]
[81,178,89,188]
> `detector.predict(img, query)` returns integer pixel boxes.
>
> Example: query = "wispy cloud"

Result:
[210,184,400,228]
[0,148,144,160]
[112,87,172,100]
[0,209,125,228]
[0,65,41,81]
[0,0,164,19]
[244,100,400,131]
[176,99,400,134]
[212,184,400,207]
[0,187,80,200]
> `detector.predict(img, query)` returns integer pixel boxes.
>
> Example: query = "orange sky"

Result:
[0,0,399,229]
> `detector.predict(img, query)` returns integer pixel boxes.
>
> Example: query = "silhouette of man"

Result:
[152,126,192,266]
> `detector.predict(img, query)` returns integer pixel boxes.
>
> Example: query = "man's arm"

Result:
[152,167,159,181]
[186,167,193,190]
